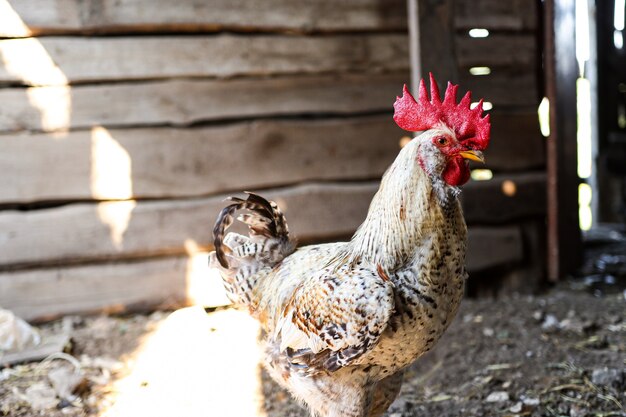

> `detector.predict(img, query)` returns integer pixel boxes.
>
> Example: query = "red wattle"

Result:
[442,157,470,186]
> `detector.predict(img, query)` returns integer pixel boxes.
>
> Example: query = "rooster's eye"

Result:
[437,137,448,146]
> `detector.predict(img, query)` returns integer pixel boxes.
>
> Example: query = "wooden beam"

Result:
[0,256,189,322]
[458,70,540,108]
[0,35,409,86]
[0,0,407,37]
[0,73,407,133]
[0,173,546,269]
[544,0,582,280]
[466,226,524,272]
[417,0,458,84]
[483,111,546,172]
[455,33,536,69]
[461,172,547,224]
[0,223,526,321]
[455,0,538,31]
[0,182,380,268]
[0,117,402,204]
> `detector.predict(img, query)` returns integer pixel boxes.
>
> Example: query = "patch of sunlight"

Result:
[538,97,550,137]
[25,86,72,132]
[468,28,489,38]
[91,126,132,200]
[0,1,31,37]
[470,101,492,111]
[471,169,493,181]
[579,183,593,231]
[501,180,517,197]
[577,78,592,179]
[575,0,590,75]
[0,5,71,131]
[0,38,67,86]
[100,307,267,417]
[96,201,136,250]
[184,239,231,307]
[91,126,134,249]
[469,66,491,76]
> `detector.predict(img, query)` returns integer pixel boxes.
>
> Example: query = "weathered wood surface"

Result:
[0,183,380,268]
[459,70,539,108]
[455,0,538,31]
[0,35,409,86]
[0,117,402,203]
[0,224,525,321]
[0,112,542,204]
[455,34,536,69]
[0,256,189,322]
[0,73,407,133]
[466,226,523,272]
[483,112,546,171]
[0,174,546,268]
[462,172,547,224]
[0,0,407,37]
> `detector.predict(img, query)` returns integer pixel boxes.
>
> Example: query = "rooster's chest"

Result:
[362,232,466,374]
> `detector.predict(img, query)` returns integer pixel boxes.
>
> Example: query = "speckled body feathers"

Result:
[209,131,471,417]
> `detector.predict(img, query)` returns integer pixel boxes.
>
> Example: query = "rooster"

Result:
[209,74,490,417]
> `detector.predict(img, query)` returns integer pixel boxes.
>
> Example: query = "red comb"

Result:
[393,73,491,150]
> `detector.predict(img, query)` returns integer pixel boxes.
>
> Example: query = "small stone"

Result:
[591,367,624,388]
[482,327,495,337]
[521,396,540,407]
[485,391,509,403]
[541,314,560,332]
[570,404,587,417]
[509,402,523,413]
[532,310,544,322]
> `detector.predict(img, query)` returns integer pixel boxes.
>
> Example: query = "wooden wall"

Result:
[0,0,546,321]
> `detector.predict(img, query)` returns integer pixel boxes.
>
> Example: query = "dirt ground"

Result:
[1,277,625,416]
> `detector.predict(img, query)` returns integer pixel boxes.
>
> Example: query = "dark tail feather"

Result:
[212,192,290,268]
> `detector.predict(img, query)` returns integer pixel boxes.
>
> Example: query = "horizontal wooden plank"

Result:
[481,111,546,171]
[455,34,536,69]
[0,73,407,132]
[0,256,189,321]
[459,70,540,107]
[1,223,525,320]
[462,172,547,224]
[0,0,407,37]
[0,35,409,86]
[0,182,380,268]
[0,173,545,268]
[466,226,523,272]
[455,0,538,31]
[0,117,402,204]
[0,110,544,204]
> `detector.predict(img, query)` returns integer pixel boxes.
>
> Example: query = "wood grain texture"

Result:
[0,0,406,37]
[455,0,538,31]
[0,35,409,86]
[0,182,380,268]
[466,226,523,272]
[459,70,540,108]
[481,111,546,171]
[462,172,547,224]
[455,34,536,69]
[0,174,546,269]
[0,73,407,132]
[0,117,402,203]
[0,256,189,321]
[0,223,525,321]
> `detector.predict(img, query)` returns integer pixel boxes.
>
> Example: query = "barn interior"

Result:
[0,1,624,416]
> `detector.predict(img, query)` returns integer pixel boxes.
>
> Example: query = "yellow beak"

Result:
[459,150,485,163]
